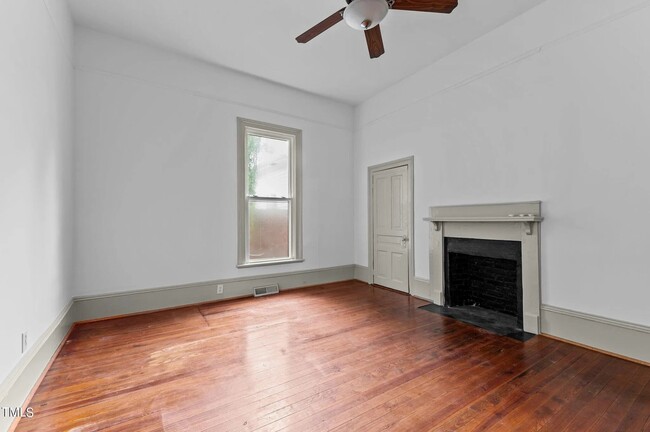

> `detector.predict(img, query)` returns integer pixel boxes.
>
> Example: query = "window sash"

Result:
[245,197,293,263]
[245,129,294,200]
[244,136,294,200]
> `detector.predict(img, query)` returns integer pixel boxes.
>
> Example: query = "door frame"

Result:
[367,156,415,293]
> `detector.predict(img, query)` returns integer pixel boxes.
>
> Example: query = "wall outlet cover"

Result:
[217,284,224,294]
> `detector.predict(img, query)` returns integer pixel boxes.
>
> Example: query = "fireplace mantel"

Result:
[425,201,543,333]
[424,201,543,235]
[423,215,544,235]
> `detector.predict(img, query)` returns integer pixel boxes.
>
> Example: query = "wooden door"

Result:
[372,165,409,292]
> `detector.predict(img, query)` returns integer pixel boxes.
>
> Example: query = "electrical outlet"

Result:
[21,332,28,354]
[217,284,224,294]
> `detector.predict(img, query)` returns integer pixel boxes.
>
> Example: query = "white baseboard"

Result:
[0,301,75,432]
[353,264,370,284]
[541,304,650,364]
[71,265,355,322]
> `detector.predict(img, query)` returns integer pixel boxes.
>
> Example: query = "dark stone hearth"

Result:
[418,303,535,342]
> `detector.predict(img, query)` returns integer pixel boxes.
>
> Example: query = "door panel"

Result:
[372,165,409,292]
[391,176,402,230]
[376,250,389,278]
[391,252,407,283]
[375,177,389,229]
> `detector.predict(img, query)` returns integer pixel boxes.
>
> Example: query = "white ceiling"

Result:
[67,0,542,104]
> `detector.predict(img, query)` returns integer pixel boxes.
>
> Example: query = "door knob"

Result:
[401,235,409,246]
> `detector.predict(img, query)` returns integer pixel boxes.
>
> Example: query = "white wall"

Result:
[73,28,355,296]
[0,0,74,386]
[354,0,650,326]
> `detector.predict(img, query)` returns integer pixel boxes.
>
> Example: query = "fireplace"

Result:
[445,237,523,329]
[424,201,542,334]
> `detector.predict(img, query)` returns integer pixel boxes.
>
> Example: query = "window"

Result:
[237,118,302,267]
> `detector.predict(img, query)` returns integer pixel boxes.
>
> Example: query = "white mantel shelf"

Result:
[423,216,544,223]
[423,215,544,235]
[424,202,544,235]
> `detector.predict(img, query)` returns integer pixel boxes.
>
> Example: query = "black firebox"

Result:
[444,237,523,329]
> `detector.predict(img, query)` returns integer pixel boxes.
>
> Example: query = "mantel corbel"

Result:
[524,221,534,235]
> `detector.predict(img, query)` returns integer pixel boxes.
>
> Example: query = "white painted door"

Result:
[372,165,409,292]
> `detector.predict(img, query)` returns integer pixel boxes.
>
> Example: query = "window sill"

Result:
[236,258,305,269]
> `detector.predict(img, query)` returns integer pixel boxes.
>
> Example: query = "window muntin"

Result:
[238,119,302,267]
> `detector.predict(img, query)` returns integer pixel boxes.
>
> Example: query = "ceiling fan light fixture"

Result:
[343,0,389,31]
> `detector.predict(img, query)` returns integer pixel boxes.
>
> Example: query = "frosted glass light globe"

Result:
[343,0,389,31]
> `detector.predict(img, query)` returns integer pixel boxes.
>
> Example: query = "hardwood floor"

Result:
[15,281,650,431]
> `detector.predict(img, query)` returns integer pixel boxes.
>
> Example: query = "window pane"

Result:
[248,200,290,261]
[247,134,289,198]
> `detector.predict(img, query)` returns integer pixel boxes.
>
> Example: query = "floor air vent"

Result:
[253,284,279,297]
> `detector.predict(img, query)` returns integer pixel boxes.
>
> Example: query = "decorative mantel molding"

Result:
[425,201,543,334]
[423,215,544,235]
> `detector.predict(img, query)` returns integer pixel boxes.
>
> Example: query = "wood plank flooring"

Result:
[15,281,650,431]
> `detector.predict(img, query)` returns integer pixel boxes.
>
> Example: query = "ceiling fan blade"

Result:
[391,0,458,13]
[296,8,345,43]
[364,25,385,59]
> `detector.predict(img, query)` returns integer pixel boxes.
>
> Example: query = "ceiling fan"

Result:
[296,0,458,59]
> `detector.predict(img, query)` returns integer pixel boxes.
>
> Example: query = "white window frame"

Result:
[237,118,303,267]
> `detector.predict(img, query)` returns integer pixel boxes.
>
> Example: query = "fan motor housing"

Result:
[346,0,394,5]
